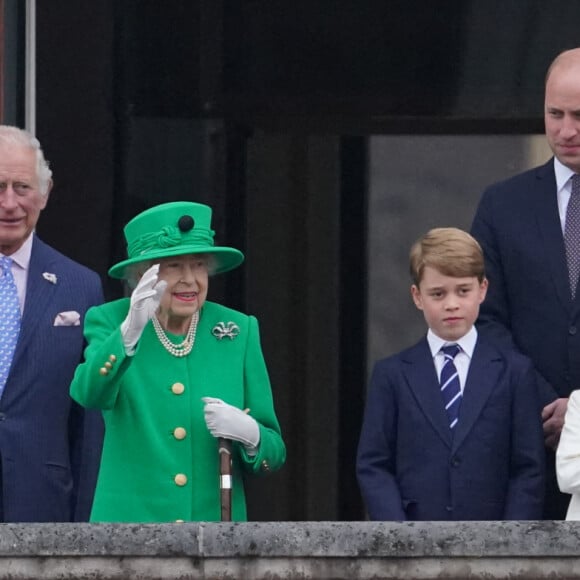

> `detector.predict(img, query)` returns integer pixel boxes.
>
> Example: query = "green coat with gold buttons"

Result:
[70,299,286,522]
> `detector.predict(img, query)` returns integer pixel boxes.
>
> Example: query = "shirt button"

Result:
[172,382,185,395]
[174,473,188,486]
[173,427,187,440]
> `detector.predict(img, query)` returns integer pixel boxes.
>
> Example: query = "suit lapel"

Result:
[402,339,453,449]
[452,339,501,452]
[532,160,572,312]
[11,237,58,368]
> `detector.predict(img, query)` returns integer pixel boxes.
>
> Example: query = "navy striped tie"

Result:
[440,344,462,429]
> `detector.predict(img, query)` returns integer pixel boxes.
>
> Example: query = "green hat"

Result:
[108,201,244,279]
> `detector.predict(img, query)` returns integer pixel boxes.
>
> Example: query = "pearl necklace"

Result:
[152,311,199,357]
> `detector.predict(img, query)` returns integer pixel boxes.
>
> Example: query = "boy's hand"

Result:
[542,397,569,450]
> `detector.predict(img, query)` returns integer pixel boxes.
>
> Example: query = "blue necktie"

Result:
[440,344,462,429]
[0,257,21,396]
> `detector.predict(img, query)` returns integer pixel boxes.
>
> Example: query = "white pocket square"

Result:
[53,311,81,326]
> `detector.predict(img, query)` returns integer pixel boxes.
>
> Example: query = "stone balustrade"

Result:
[0,520,578,579]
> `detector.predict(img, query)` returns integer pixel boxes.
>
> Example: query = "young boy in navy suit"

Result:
[356,227,545,520]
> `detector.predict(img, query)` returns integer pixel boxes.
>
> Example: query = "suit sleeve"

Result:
[503,355,545,519]
[68,401,104,521]
[471,187,559,408]
[356,361,406,520]
[557,390,580,495]
[237,315,286,474]
[69,272,105,521]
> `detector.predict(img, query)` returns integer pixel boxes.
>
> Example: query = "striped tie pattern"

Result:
[0,257,21,396]
[440,344,462,429]
[565,174,580,299]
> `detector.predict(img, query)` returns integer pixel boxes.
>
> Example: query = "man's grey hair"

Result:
[0,125,53,196]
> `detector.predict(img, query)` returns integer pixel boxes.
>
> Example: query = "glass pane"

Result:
[367,135,551,374]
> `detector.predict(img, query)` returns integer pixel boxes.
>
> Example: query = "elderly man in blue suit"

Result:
[471,48,580,519]
[0,125,103,521]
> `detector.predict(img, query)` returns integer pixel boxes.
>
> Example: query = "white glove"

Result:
[202,396,260,453]
[120,264,167,355]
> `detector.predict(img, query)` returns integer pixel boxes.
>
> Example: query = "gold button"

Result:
[99,368,108,376]
[109,354,117,363]
[171,382,185,395]
[105,362,112,369]
[173,427,187,440]
[174,473,187,486]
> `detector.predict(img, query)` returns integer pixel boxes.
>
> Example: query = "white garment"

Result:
[556,390,580,519]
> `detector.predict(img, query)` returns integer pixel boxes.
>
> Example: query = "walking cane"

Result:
[218,437,233,521]
[218,407,250,521]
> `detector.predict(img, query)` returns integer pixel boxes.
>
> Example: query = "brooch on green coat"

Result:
[212,322,240,340]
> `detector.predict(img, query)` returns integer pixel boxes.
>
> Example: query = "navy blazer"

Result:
[0,236,104,522]
[471,160,580,406]
[356,336,545,521]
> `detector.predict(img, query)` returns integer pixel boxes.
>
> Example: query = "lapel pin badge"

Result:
[42,272,58,284]
[212,321,240,340]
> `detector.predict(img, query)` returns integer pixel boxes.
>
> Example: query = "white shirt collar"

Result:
[554,157,577,193]
[1,233,33,271]
[427,325,478,359]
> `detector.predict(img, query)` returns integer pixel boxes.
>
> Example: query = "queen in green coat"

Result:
[70,201,286,522]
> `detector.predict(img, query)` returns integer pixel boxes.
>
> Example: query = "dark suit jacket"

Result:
[0,236,104,522]
[471,159,579,407]
[356,336,545,521]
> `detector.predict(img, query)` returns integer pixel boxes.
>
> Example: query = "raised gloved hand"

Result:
[202,396,260,453]
[120,264,167,355]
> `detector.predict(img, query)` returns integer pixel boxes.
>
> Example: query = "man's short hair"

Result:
[0,125,52,196]
[409,227,485,286]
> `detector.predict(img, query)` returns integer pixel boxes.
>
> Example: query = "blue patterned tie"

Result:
[440,344,462,429]
[0,257,21,396]
[565,174,580,299]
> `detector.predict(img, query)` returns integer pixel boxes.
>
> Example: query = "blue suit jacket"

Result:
[356,336,545,521]
[0,236,104,522]
[471,160,579,406]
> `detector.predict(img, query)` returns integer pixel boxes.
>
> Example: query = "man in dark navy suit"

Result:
[471,48,580,519]
[0,125,103,521]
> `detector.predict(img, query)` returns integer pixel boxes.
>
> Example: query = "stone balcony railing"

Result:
[0,520,578,579]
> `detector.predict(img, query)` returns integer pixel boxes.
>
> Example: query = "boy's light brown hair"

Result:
[409,227,485,286]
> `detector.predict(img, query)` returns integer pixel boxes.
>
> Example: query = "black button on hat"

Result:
[177,215,194,232]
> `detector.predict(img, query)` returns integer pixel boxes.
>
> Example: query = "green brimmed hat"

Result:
[108,201,244,279]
